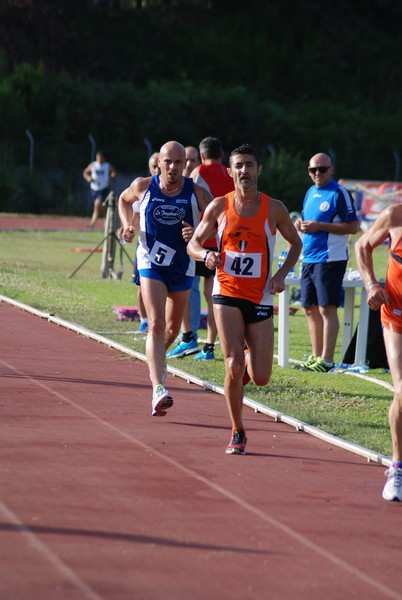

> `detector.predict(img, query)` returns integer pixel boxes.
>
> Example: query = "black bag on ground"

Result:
[342,308,389,369]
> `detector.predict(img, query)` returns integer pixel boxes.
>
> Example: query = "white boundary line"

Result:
[1,294,391,468]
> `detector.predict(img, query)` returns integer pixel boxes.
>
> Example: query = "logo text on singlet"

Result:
[153,205,186,225]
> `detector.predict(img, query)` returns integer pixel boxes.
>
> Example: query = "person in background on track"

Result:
[167,136,234,361]
[184,146,201,179]
[83,150,117,230]
[119,141,210,417]
[355,203,402,502]
[294,153,358,372]
[133,152,161,334]
[166,146,203,348]
[187,143,302,455]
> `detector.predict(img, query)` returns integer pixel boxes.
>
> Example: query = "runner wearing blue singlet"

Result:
[136,174,201,281]
[133,152,161,334]
[119,141,210,417]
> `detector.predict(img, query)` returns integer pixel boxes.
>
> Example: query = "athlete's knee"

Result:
[165,331,177,348]
[254,374,271,387]
[148,315,165,337]
[165,323,181,348]
[225,353,244,380]
[393,388,402,410]
[249,359,272,386]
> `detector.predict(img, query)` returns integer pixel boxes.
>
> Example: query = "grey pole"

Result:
[25,129,34,175]
[144,137,152,159]
[267,144,276,170]
[88,134,96,161]
[394,150,400,182]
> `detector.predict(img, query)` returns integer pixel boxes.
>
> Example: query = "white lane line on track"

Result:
[1,357,401,600]
[0,501,103,600]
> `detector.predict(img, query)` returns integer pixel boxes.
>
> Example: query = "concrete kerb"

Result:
[1,294,391,468]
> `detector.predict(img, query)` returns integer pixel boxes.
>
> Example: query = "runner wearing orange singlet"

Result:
[381,235,402,334]
[188,144,302,454]
[355,203,402,501]
[213,190,275,304]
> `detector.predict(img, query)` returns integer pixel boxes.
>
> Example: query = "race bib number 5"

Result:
[149,240,176,266]
[223,251,262,278]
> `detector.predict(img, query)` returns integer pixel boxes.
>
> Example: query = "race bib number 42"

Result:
[223,250,262,278]
[149,240,176,266]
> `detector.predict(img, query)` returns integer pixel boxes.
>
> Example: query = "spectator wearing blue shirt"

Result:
[295,153,359,372]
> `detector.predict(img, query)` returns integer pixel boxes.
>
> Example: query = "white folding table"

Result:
[277,276,369,368]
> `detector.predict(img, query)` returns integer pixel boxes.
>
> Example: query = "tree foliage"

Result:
[1,0,402,213]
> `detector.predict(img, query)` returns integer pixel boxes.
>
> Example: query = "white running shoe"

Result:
[151,384,173,417]
[382,466,402,501]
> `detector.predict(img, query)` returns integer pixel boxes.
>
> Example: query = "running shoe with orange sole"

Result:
[225,429,247,455]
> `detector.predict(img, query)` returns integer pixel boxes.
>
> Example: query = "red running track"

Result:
[1,214,402,598]
[1,300,402,600]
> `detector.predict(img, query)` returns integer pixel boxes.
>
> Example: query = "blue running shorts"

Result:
[301,261,347,308]
[139,268,193,292]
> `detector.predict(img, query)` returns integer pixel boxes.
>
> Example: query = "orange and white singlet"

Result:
[212,192,276,305]
[381,235,402,333]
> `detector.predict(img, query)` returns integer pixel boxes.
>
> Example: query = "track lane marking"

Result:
[0,501,103,600]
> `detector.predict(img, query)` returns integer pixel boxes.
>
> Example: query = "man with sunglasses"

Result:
[295,153,358,372]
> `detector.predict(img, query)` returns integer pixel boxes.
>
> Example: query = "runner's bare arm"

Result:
[193,182,213,212]
[118,176,150,243]
[187,197,224,267]
[355,206,396,309]
[83,163,93,183]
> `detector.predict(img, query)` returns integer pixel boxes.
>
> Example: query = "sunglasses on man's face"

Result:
[308,166,331,174]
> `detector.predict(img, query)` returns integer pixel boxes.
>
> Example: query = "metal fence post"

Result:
[26,129,34,175]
